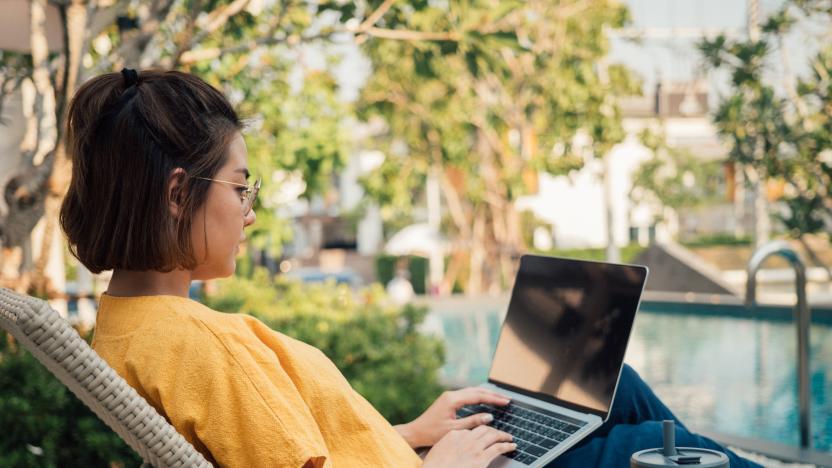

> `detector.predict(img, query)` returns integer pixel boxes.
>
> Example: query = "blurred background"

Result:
[0,0,831,466]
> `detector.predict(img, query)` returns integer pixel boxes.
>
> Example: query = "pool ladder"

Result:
[745,240,811,449]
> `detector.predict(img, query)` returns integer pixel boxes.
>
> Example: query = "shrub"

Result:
[375,254,428,294]
[681,233,752,248]
[0,333,141,468]
[204,269,446,424]
[533,244,646,263]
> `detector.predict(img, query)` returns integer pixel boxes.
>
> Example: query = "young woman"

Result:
[60,69,761,468]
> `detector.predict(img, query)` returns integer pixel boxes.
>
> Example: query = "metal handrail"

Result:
[745,240,811,449]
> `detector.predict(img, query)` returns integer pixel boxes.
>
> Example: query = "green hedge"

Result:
[375,255,428,294]
[0,333,141,468]
[533,244,646,263]
[681,233,752,248]
[204,269,445,424]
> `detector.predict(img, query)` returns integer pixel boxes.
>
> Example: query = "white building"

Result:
[516,80,741,250]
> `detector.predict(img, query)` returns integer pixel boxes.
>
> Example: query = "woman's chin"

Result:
[191,260,237,281]
[217,259,237,279]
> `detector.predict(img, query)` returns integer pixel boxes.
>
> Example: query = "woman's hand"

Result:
[395,387,510,448]
[422,425,516,468]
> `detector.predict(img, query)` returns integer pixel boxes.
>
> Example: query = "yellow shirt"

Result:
[92,294,422,468]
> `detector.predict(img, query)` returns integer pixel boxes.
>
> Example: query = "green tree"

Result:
[630,128,726,213]
[699,0,832,269]
[357,0,640,293]
[0,0,371,290]
[192,57,352,255]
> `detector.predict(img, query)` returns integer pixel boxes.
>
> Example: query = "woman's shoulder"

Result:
[95,294,258,354]
[141,296,277,348]
[142,298,313,359]
[190,305,322,359]
[95,294,325,375]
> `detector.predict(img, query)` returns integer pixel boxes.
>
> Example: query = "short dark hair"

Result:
[60,70,242,273]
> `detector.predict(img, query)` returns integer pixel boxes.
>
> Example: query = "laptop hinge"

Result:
[488,378,608,419]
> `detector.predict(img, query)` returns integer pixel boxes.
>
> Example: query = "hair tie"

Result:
[121,68,139,88]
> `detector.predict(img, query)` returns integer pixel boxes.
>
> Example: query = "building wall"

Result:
[515,115,728,249]
[516,133,653,249]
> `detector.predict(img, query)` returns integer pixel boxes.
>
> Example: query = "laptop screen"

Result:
[488,255,647,417]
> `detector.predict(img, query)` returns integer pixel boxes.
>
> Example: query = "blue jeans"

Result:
[547,365,762,468]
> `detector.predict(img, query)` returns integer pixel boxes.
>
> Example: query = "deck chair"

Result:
[0,288,212,467]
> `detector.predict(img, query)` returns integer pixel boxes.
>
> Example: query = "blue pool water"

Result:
[425,299,832,451]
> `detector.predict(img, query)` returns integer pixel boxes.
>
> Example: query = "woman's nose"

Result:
[244,208,256,227]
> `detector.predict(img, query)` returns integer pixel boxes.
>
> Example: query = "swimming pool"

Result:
[422,297,832,452]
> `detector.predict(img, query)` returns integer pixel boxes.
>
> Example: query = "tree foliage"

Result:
[357,0,640,293]
[0,0,366,289]
[698,0,832,240]
[630,128,726,211]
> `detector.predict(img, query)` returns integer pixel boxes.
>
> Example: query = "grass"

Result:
[532,244,646,264]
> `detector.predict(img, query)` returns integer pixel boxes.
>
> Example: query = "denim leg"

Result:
[547,421,763,468]
[591,364,687,439]
[544,365,761,468]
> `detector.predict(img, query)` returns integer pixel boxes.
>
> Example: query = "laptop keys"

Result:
[539,438,558,449]
[515,452,538,465]
[455,401,584,465]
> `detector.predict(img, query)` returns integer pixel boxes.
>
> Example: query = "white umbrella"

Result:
[384,223,449,256]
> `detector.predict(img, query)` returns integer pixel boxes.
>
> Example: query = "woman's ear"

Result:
[167,167,188,218]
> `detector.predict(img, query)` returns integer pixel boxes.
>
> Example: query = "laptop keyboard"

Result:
[456,400,587,465]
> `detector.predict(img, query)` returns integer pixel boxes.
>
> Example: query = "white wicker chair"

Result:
[0,288,212,467]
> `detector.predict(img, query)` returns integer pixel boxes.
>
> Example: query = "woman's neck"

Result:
[106,269,193,298]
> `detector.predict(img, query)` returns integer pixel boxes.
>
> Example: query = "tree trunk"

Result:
[747,165,770,249]
[440,171,471,238]
[0,0,56,293]
[30,0,88,297]
[467,211,486,295]
[499,202,521,290]
[441,250,466,295]
[602,153,620,262]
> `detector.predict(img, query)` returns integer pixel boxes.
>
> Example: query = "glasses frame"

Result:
[193,176,261,216]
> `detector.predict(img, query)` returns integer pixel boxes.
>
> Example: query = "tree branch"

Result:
[110,0,176,68]
[361,26,461,42]
[27,0,57,167]
[86,0,130,40]
[204,0,251,32]
[358,0,397,31]
[188,0,252,48]
[179,29,339,64]
[182,4,482,66]
[169,0,206,68]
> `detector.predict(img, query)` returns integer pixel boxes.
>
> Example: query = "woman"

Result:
[60,69,760,467]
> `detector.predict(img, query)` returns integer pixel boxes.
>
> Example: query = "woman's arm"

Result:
[394,387,511,448]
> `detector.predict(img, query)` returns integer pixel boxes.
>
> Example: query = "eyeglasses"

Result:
[194,176,261,216]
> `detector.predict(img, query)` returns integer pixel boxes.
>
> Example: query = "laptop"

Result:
[456,254,648,467]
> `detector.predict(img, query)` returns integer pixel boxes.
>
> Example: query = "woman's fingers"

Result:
[483,442,519,461]
[475,426,513,447]
[471,424,493,437]
[453,387,511,407]
[455,412,495,430]
[469,424,513,455]
[423,428,516,468]
[473,388,511,406]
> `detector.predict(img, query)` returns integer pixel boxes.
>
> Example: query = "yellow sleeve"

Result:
[128,315,332,468]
